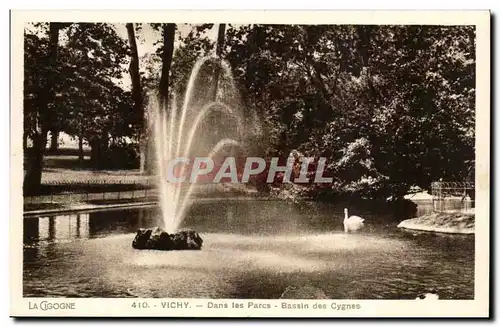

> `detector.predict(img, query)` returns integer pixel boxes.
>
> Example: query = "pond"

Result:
[23,200,474,299]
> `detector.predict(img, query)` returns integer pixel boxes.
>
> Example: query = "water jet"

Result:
[133,56,260,250]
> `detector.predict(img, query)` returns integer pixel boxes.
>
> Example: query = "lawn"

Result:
[23,154,152,195]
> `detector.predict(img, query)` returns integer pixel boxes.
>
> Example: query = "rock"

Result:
[132,228,153,249]
[132,227,203,251]
[145,226,174,250]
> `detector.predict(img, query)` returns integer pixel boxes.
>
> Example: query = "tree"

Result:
[23,23,65,195]
[31,23,131,170]
[49,129,59,151]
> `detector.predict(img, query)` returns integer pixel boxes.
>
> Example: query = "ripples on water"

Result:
[23,200,474,299]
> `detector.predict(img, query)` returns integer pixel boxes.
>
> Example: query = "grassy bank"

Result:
[397,211,475,234]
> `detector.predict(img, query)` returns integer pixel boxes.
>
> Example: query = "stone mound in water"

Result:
[132,227,203,251]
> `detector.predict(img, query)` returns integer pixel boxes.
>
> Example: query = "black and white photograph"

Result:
[10,10,490,318]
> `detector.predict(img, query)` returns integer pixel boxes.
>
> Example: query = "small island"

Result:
[398,211,474,234]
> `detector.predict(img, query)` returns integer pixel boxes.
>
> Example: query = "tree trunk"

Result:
[140,130,153,173]
[211,23,226,101]
[126,23,146,173]
[140,145,146,172]
[49,128,59,151]
[23,23,62,195]
[145,139,155,173]
[242,26,263,115]
[23,130,48,195]
[356,25,373,68]
[355,26,380,101]
[126,23,143,125]
[23,132,28,151]
[78,135,84,163]
[90,139,104,169]
[101,130,109,169]
[90,138,99,169]
[90,129,109,169]
[159,23,176,103]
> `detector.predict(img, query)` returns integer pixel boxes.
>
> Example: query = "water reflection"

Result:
[23,208,160,245]
[23,200,442,244]
[24,214,89,243]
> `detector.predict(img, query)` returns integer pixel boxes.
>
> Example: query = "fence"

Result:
[431,181,475,213]
[41,177,157,186]
[24,188,159,205]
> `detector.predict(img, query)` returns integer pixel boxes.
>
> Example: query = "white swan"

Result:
[343,208,364,232]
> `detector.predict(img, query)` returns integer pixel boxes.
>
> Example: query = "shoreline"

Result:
[23,201,159,218]
[23,196,275,218]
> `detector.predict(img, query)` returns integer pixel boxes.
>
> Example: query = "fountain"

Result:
[132,57,260,251]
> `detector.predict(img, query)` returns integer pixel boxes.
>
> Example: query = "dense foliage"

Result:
[223,24,475,200]
[23,23,475,199]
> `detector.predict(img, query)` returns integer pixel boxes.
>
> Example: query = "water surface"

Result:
[23,200,474,299]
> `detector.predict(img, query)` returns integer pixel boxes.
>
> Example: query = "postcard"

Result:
[10,9,490,317]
